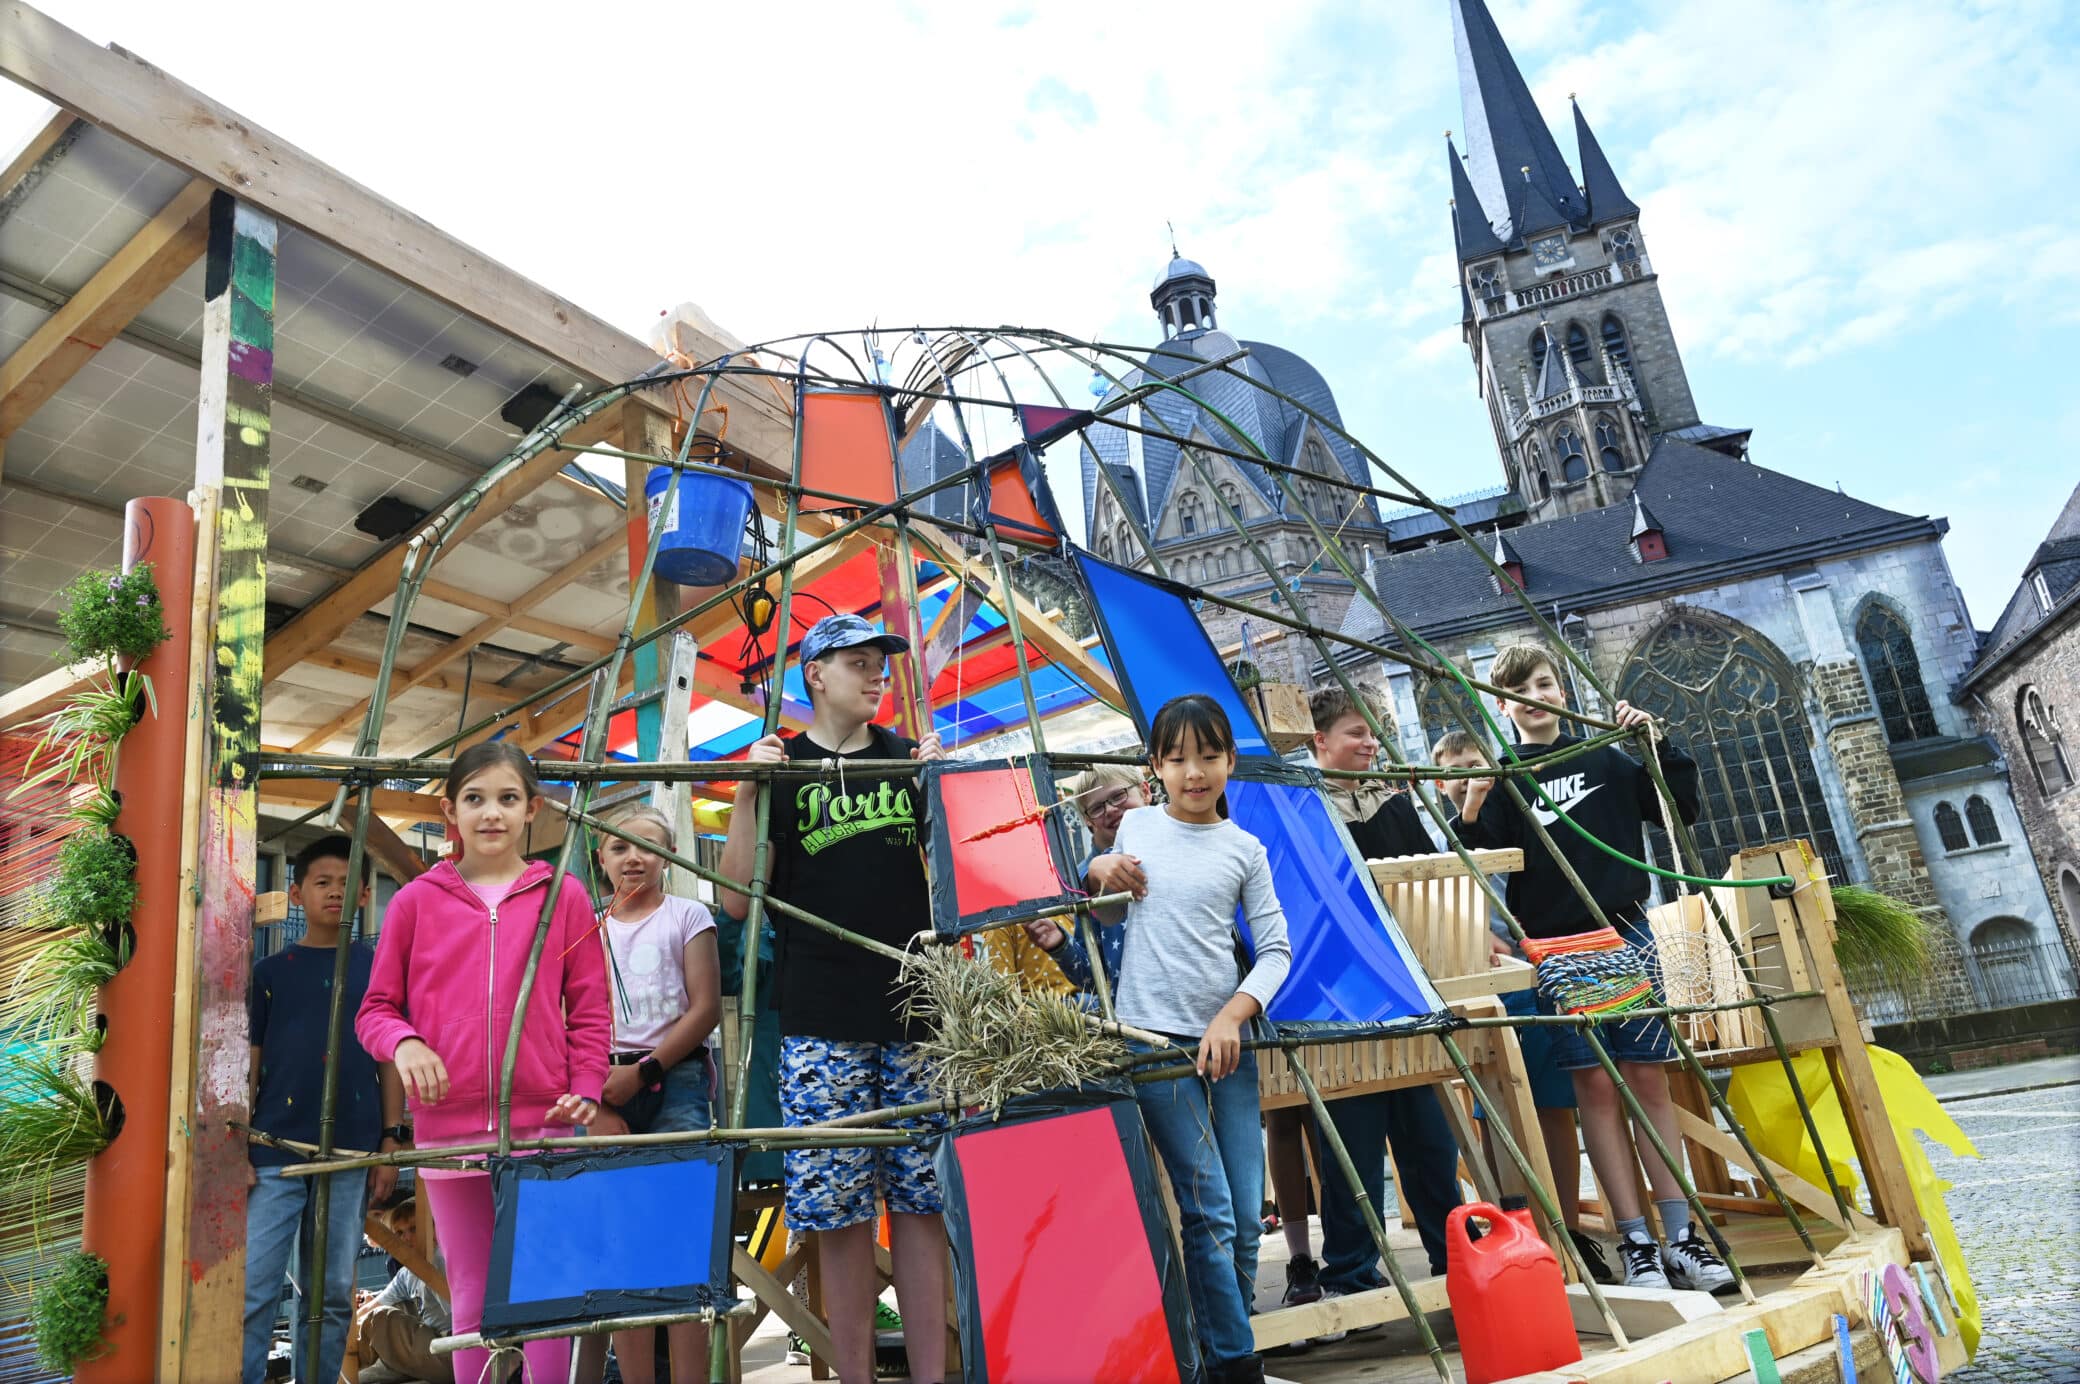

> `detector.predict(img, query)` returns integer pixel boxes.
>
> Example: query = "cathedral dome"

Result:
[1155,255,1211,287]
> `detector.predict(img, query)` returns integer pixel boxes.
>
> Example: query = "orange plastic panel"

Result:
[799,391,898,512]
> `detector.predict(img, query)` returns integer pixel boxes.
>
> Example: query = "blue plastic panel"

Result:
[1226,769,1448,1029]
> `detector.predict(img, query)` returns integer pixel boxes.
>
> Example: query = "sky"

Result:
[5,0,2076,626]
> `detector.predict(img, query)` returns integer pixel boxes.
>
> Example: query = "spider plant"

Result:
[64,786,124,831]
[30,1249,113,1375]
[0,1048,117,1200]
[10,926,130,1051]
[15,671,154,796]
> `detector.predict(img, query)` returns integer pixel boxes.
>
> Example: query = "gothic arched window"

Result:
[1418,667,1482,750]
[1529,328,1549,378]
[1177,490,1203,536]
[1114,523,1133,561]
[1605,225,1641,274]
[1213,552,1230,578]
[1554,428,1588,482]
[1855,604,1938,743]
[1537,468,1552,501]
[1097,535,1113,561]
[2018,686,2073,795]
[1566,321,1595,378]
[1602,315,1634,381]
[1218,481,1242,514]
[1619,612,1846,882]
[1595,416,1625,471]
[1933,801,1969,853]
[1965,795,2001,845]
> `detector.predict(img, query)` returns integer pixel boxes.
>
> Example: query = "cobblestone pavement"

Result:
[1928,1080,2080,1382]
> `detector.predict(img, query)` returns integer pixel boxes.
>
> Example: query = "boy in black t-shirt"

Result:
[719,613,948,1384]
[242,836,406,1384]
[1452,642,1732,1295]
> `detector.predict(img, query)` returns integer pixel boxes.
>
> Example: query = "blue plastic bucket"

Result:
[644,466,754,586]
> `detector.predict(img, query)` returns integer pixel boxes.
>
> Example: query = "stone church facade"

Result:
[1071,0,2068,1012]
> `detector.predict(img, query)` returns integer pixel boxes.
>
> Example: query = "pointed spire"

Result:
[1572,98,1639,224]
[1448,136,1505,260]
[1490,525,1526,591]
[1511,162,1572,240]
[1533,322,1568,402]
[1491,525,1523,566]
[1630,492,1662,539]
[1450,0,1585,239]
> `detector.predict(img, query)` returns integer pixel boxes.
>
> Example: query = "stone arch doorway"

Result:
[1617,609,1845,882]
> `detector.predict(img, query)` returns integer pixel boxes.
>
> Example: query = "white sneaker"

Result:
[1662,1225,1736,1293]
[1618,1231,1671,1289]
[1312,1287,1350,1344]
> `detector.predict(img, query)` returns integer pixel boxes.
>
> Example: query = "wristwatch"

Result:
[637,1056,667,1086]
[380,1124,413,1144]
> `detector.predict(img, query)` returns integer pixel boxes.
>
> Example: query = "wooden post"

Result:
[622,398,676,762]
[164,193,276,1383]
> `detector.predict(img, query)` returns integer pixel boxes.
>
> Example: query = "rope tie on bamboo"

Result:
[476,1343,524,1383]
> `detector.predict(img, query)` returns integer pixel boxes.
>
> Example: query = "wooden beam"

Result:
[0,106,77,202]
[906,519,1119,701]
[0,4,794,474]
[1673,1106,1878,1234]
[337,802,430,881]
[0,660,86,730]
[287,530,627,751]
[1368,848,1526,884]
[0,177,213,453]
[262,408,621,683]
[417,584,615,653]
[260,778,443,823]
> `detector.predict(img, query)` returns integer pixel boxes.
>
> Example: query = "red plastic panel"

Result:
[954,1107,1183,1383]
[937,767,1066,917]
[800,391,898,511]
[985,458,1059,541]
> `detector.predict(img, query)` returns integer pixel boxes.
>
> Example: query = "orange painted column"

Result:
[77,496,195,1383]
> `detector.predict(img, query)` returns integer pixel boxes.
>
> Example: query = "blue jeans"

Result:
[242,1165,368,1384]
[1133,1045,1263,1367]
[1316,1089,1463,1285]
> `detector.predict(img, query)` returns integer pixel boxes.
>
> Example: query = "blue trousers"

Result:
[1315,1088,1463,1286]
[1134,1048,1263,1368]
[242,1165,368,1384]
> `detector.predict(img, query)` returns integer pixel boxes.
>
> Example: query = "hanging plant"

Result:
[30,1249,113,1375]
[56,563,169,669]
[17,670,154,795]
[11,925,130,1052]
[46,828,140,934]
[0,1049,117,1198]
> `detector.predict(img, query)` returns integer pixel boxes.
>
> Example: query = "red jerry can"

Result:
[1446,1202,1582,1383]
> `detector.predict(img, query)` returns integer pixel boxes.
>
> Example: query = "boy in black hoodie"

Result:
[1453,643,1733,1295]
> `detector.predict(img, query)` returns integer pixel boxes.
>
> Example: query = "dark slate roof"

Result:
[1449,138,1506,260]
[1963,485,2080,684]
[1662,422,1752,455]
[1345,439,1944,643]
[1572,100,1639,224]
[1383,485,1521,546]
[1450,0,1586,240]
[899,417,973,524]
[1533,323,1569,400]
[1081,328,1382,543]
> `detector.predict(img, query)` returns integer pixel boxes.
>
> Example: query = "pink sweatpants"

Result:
[422,1172,572,1384]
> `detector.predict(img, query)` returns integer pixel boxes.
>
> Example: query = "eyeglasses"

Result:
[1084,789,1133,818]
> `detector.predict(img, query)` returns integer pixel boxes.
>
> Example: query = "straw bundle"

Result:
[900,945,1128,1111]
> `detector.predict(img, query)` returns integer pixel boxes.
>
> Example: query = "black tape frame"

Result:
[921,755,1083,938]
[482,1143,736,1335]
[934,1084,1205,1384]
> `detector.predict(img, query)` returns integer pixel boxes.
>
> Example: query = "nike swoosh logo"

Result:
[1531,782,1603,826]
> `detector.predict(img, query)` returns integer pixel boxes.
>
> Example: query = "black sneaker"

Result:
[1618,1231,1670,1289]
[1662,1225,1736,1294]
[1281,1254,1323,1308]
[1569,1229,1616,1285]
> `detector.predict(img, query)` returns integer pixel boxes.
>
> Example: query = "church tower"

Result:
[1449,0,1701,521]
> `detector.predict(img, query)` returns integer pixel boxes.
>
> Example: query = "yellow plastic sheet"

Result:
[1727,1045,1980,1357]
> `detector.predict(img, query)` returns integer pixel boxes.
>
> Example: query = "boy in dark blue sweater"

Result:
[1453,643,1731,1294]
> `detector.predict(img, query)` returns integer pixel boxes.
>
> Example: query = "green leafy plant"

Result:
[11,926,130,1051]
[66,786,124,831]
[1832,884,1934,989]
[30,1249,113,1374]
[16,670,153,795]
[56,563,168,667]
[46,828,139,933]
[0,1050,117,1196]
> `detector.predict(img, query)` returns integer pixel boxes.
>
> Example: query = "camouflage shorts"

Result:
[780,1037,947,1231]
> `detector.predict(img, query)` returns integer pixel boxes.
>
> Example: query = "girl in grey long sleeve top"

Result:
[1089,694,1290,1379]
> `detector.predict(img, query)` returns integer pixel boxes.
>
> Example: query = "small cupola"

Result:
[1490,526,1525,592]
[1630,493,1667,563]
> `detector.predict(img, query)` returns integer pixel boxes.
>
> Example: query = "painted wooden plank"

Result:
[1368,847,1525,884]
[169,193,276,1384]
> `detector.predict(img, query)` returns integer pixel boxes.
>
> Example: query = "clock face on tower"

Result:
[1529,234,1573,271]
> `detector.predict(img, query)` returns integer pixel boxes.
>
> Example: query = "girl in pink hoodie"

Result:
[357,741,610,1383]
